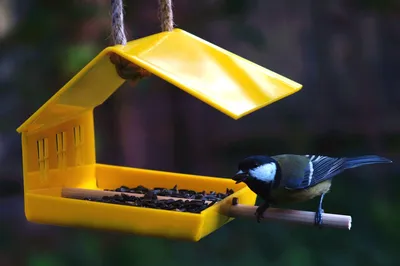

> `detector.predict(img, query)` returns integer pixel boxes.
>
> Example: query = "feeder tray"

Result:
[16,29,302,241]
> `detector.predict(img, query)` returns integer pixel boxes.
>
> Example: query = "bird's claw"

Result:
[255,210,264,223]
[254,203,269,223]
[314,193,326,229]
[314,208,324,228]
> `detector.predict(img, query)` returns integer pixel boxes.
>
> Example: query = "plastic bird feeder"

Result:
[17,29,302,241]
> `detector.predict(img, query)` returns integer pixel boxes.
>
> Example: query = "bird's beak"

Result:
[232,170,248,184]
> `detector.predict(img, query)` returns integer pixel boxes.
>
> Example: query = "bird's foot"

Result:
[254,203,269,223]
[255,209,264,223]
[314,208,324,228]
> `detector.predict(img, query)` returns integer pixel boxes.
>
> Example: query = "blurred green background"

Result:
[0,0,399,265]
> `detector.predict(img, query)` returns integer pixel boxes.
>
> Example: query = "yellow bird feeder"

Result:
[16,28,302,241]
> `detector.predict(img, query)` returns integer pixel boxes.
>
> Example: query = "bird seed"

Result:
[84,185,235,213]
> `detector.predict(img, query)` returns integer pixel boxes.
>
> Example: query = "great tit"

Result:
[232,154,392,225]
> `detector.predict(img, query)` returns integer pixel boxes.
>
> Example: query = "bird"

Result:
[232,154,392,225]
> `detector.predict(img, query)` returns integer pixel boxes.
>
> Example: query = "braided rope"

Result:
[111,0,127,45]
[109,0,175,82]
[158,0,174,32]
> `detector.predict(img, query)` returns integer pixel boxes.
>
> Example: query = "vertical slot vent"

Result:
[37,138,49,181]
[73,125,81,147]
[73,125,83,166]
[56,132,67,169]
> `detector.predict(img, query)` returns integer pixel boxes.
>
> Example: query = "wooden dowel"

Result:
[61,188,352,230]
[227,203,352,230]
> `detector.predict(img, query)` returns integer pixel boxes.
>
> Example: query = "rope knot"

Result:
[110,0,173,82]
[109,53,151,82]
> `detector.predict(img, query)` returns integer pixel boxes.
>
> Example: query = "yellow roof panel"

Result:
[17,29,302,133]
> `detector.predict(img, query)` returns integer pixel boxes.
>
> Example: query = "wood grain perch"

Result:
[227,197,351,230]
[61,188,352,230]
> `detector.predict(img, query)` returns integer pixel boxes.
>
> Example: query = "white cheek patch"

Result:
[249,163,277,182]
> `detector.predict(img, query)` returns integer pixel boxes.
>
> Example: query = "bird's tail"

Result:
[344,155,392,169]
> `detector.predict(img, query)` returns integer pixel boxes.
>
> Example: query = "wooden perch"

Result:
[227,198,352,230]
[61,188,351,230]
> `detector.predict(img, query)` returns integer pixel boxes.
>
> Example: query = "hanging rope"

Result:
[109,0,174,83]
[111,0,127,45]
[158,0,174,32]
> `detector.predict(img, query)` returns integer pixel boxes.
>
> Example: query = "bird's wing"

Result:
[294,155,346,189]
[273,154,347,190]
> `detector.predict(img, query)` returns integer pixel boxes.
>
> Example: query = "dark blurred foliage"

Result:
[0,0,399,265]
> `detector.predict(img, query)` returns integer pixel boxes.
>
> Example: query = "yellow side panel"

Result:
[21,111,96,191]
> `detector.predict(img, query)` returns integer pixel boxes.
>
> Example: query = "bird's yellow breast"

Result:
[271,180,332,205]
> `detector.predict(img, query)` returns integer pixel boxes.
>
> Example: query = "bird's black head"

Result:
[232,155,278,185]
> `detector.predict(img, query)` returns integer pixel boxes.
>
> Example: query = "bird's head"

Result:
[232,155,278,185]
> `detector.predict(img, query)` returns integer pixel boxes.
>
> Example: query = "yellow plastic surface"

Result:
[16,28,301,241]
[25,164,256,241]
[18,28,302,134]
[18,110,258,241]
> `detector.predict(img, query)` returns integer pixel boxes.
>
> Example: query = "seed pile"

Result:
[83,185,235,214]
